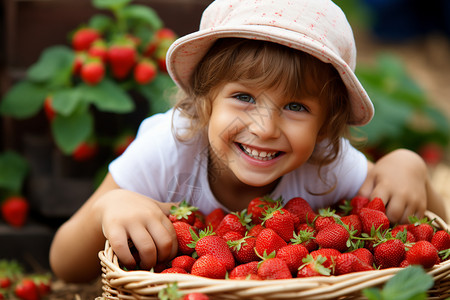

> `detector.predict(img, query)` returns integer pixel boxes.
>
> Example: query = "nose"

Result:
[247,105,281,140]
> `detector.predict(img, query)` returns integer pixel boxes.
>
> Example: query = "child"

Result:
[49,0,446,282]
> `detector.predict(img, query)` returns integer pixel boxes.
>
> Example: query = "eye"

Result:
[234,93,256,104]
[284,102,308,112]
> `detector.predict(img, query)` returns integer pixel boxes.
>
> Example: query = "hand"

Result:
[93,189,178,270]
[358,149,429,224]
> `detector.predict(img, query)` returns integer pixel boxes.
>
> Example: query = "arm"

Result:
[357,149,447,224]
[49,173,178,283]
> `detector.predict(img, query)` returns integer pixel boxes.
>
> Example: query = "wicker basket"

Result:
[99,210,450,299]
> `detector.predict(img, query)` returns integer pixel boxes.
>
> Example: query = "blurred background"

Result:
[0,0,449,297]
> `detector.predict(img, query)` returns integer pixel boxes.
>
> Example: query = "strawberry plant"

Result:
[0,0,176,158]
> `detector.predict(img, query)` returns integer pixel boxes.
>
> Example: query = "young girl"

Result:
[50,0,446,282]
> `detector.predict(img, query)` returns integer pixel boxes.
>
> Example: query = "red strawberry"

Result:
[172,221,196,255]
[349,195,370,215]
[313,208,339,233]
[310,248,341,269]
[72,141,98,161]
[193,210,206,231]
[406,240,439,268]
[171,255,196,273]
[33,274,51,297]
[283,197,316,224]
[215,210,251,237]
[0,275,11,289]
[155,28,177,41]
[107,40,137,79]
[261,205,295,242]
[407,217,435,242]
[183,293,210,300]
[72,52,86,75]
[43,96,55,122]
[161,267,188,274]
[1,196,29,227]
[72,27,100,51]
[88,39,108,63]
[190,254,226,279]
[340,214,362,236]
[292,224,318,252]
[359,207,390,234]
[334,252,374,275]
[364,197,386,213]
[222,231,243,243]
[431,230,450,252]
[189,229,235,271]
[374,239,406,269]
[276,244,309,275]
[205,208,225,230]
[297,255,331,278]
[247,196,279,224]
[247,224,265,238]
[169,200,198,225]
[81,59,105,85]
[315,223,350,252]
[134,59,157,84]
[391,225,416,243]
[418,143,444,166]
[257,256,292,280]
[350,248,374,267]
[227,235,259,264]
[254,228,287,257]
[229,261,259,279]
[14,278,39,300]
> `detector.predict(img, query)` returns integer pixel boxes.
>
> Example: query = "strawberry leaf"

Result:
[0,152,28,193]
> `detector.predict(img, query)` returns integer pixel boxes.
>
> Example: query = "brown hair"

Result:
[173,38,353,192]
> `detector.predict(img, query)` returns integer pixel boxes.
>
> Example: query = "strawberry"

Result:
[364,197,386,213]
[221,231,243,243]
[431,230,450,252]
[313,208,339,232]
[315,223,350,252]
[418,143,444,166]
[297,255,331,278]
[247,196,279,224]
[291,224,318,252]
[88,39,108,63]
[215,210,251,237]
[310,248,341,269]
[43,96,56,122]
[172,221,196,255]
[1,196,29,227]
[350,248,374,267]
[229,261,259,279]
[359,207,390,234]
[391,225,416,243]
[134,58,158,85]
[189,228,235,271]
[407,216,435,242]
[227,235,259,264]
[247,223,265,238]
[190,254,226,279]
[80,59,105,85]
[72,27,100,51]
[72,51,86,75]
[340,214,362,236]
[261,204,295,242]
[155,28,177,41]
[283,197,316,224]
[193,210,206,231]
[161,267,188,274]
[349,195,370,215]
[14,278,39,300]
[171,255,196,273]
[373,238,406,269]
[183,293,210,300]
[72,140,98,162]
[406,241,439,268]
[334,252,374,275]
[257,255,292,280]
[0,275,11,289]
[276,244,309,275]
[254,228,287,257]
[205,208,225,230]
[169,200,198,225]
[107,40,137,79]
[32,274,51,297]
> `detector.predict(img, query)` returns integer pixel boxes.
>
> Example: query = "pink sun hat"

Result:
[166,0,374,126]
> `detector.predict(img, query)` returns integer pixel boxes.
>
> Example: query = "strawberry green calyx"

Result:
[170,200,198,221]
[187,226,215,249]
[232,209,252,228]
[299,255,331,276]
[290,230,315,245]
[260,202,283,225]
[227,234,251,252]
[316,207,340,220]
[158,282,182,300]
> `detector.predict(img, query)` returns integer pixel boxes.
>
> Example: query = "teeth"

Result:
[241,144,277,160]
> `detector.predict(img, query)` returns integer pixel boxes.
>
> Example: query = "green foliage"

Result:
[0,151,29,195]
[362,265,434,300]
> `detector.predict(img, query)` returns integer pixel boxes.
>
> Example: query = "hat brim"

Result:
[167,25,374,126]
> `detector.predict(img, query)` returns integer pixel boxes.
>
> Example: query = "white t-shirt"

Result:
[109,109,368,215]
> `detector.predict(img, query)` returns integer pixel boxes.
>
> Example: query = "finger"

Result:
[128,227,157,270]
[357,173,376,199]
[106,227,135,269]
[147,217,178,262]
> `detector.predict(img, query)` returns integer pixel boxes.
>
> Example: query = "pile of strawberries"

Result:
[136,196,450,280]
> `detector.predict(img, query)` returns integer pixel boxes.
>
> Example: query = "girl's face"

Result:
[207,82,326,187]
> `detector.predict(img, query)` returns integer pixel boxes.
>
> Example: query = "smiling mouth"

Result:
[238,143,282,161]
